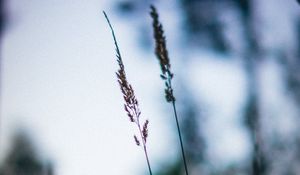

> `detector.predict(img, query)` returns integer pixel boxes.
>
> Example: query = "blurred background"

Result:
[1,0,300,174]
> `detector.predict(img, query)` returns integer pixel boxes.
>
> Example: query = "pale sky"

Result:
[0,1,178,174]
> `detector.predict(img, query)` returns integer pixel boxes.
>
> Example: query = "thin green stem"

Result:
[167,70,189,175]
[171,100,189,175]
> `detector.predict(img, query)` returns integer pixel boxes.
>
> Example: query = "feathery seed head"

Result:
[104,11,141,123]
[104,11,153,175]
[104,11,150,147]
[150,5,171,76]
[150,5,175,102]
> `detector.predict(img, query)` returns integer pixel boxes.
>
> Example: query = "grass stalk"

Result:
[150,5,189,175]
[171,100,189,175]
[103,11,153,175]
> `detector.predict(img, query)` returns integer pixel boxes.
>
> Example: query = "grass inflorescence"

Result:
[150,5,190,175]
[103,11,153,175]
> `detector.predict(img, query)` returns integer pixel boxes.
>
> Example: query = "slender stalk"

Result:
[171,100,189,175]
[168,77,189,175]
[150,5,189,175]
[143,145,153,175]
[103,11,153,175]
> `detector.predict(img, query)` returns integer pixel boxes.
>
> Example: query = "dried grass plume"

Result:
[103,11,153,175]
[150,5,175,103]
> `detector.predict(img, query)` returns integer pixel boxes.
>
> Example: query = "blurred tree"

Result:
[0,0,4,35]
[155,160,182,175]
[0,131,53,175]
[178,0,229,52]
[45,163,54,175]
[232,1,268,174]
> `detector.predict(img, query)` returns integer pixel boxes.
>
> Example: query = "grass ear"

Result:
[150,5,190,175]
[103,11,153,175]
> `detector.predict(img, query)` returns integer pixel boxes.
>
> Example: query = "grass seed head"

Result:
[150,5,175,102]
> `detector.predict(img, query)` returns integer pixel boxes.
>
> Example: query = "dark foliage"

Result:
[0,132,51,175]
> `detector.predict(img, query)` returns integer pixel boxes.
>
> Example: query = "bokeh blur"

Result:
[1,0,300,175]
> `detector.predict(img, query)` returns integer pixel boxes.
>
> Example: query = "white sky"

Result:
[1,0,297,174]
[0,1,176,174]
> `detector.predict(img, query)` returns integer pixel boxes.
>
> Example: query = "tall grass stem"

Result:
[150,5,189,175]
[172,100,189,175]
[103,11,153,175]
